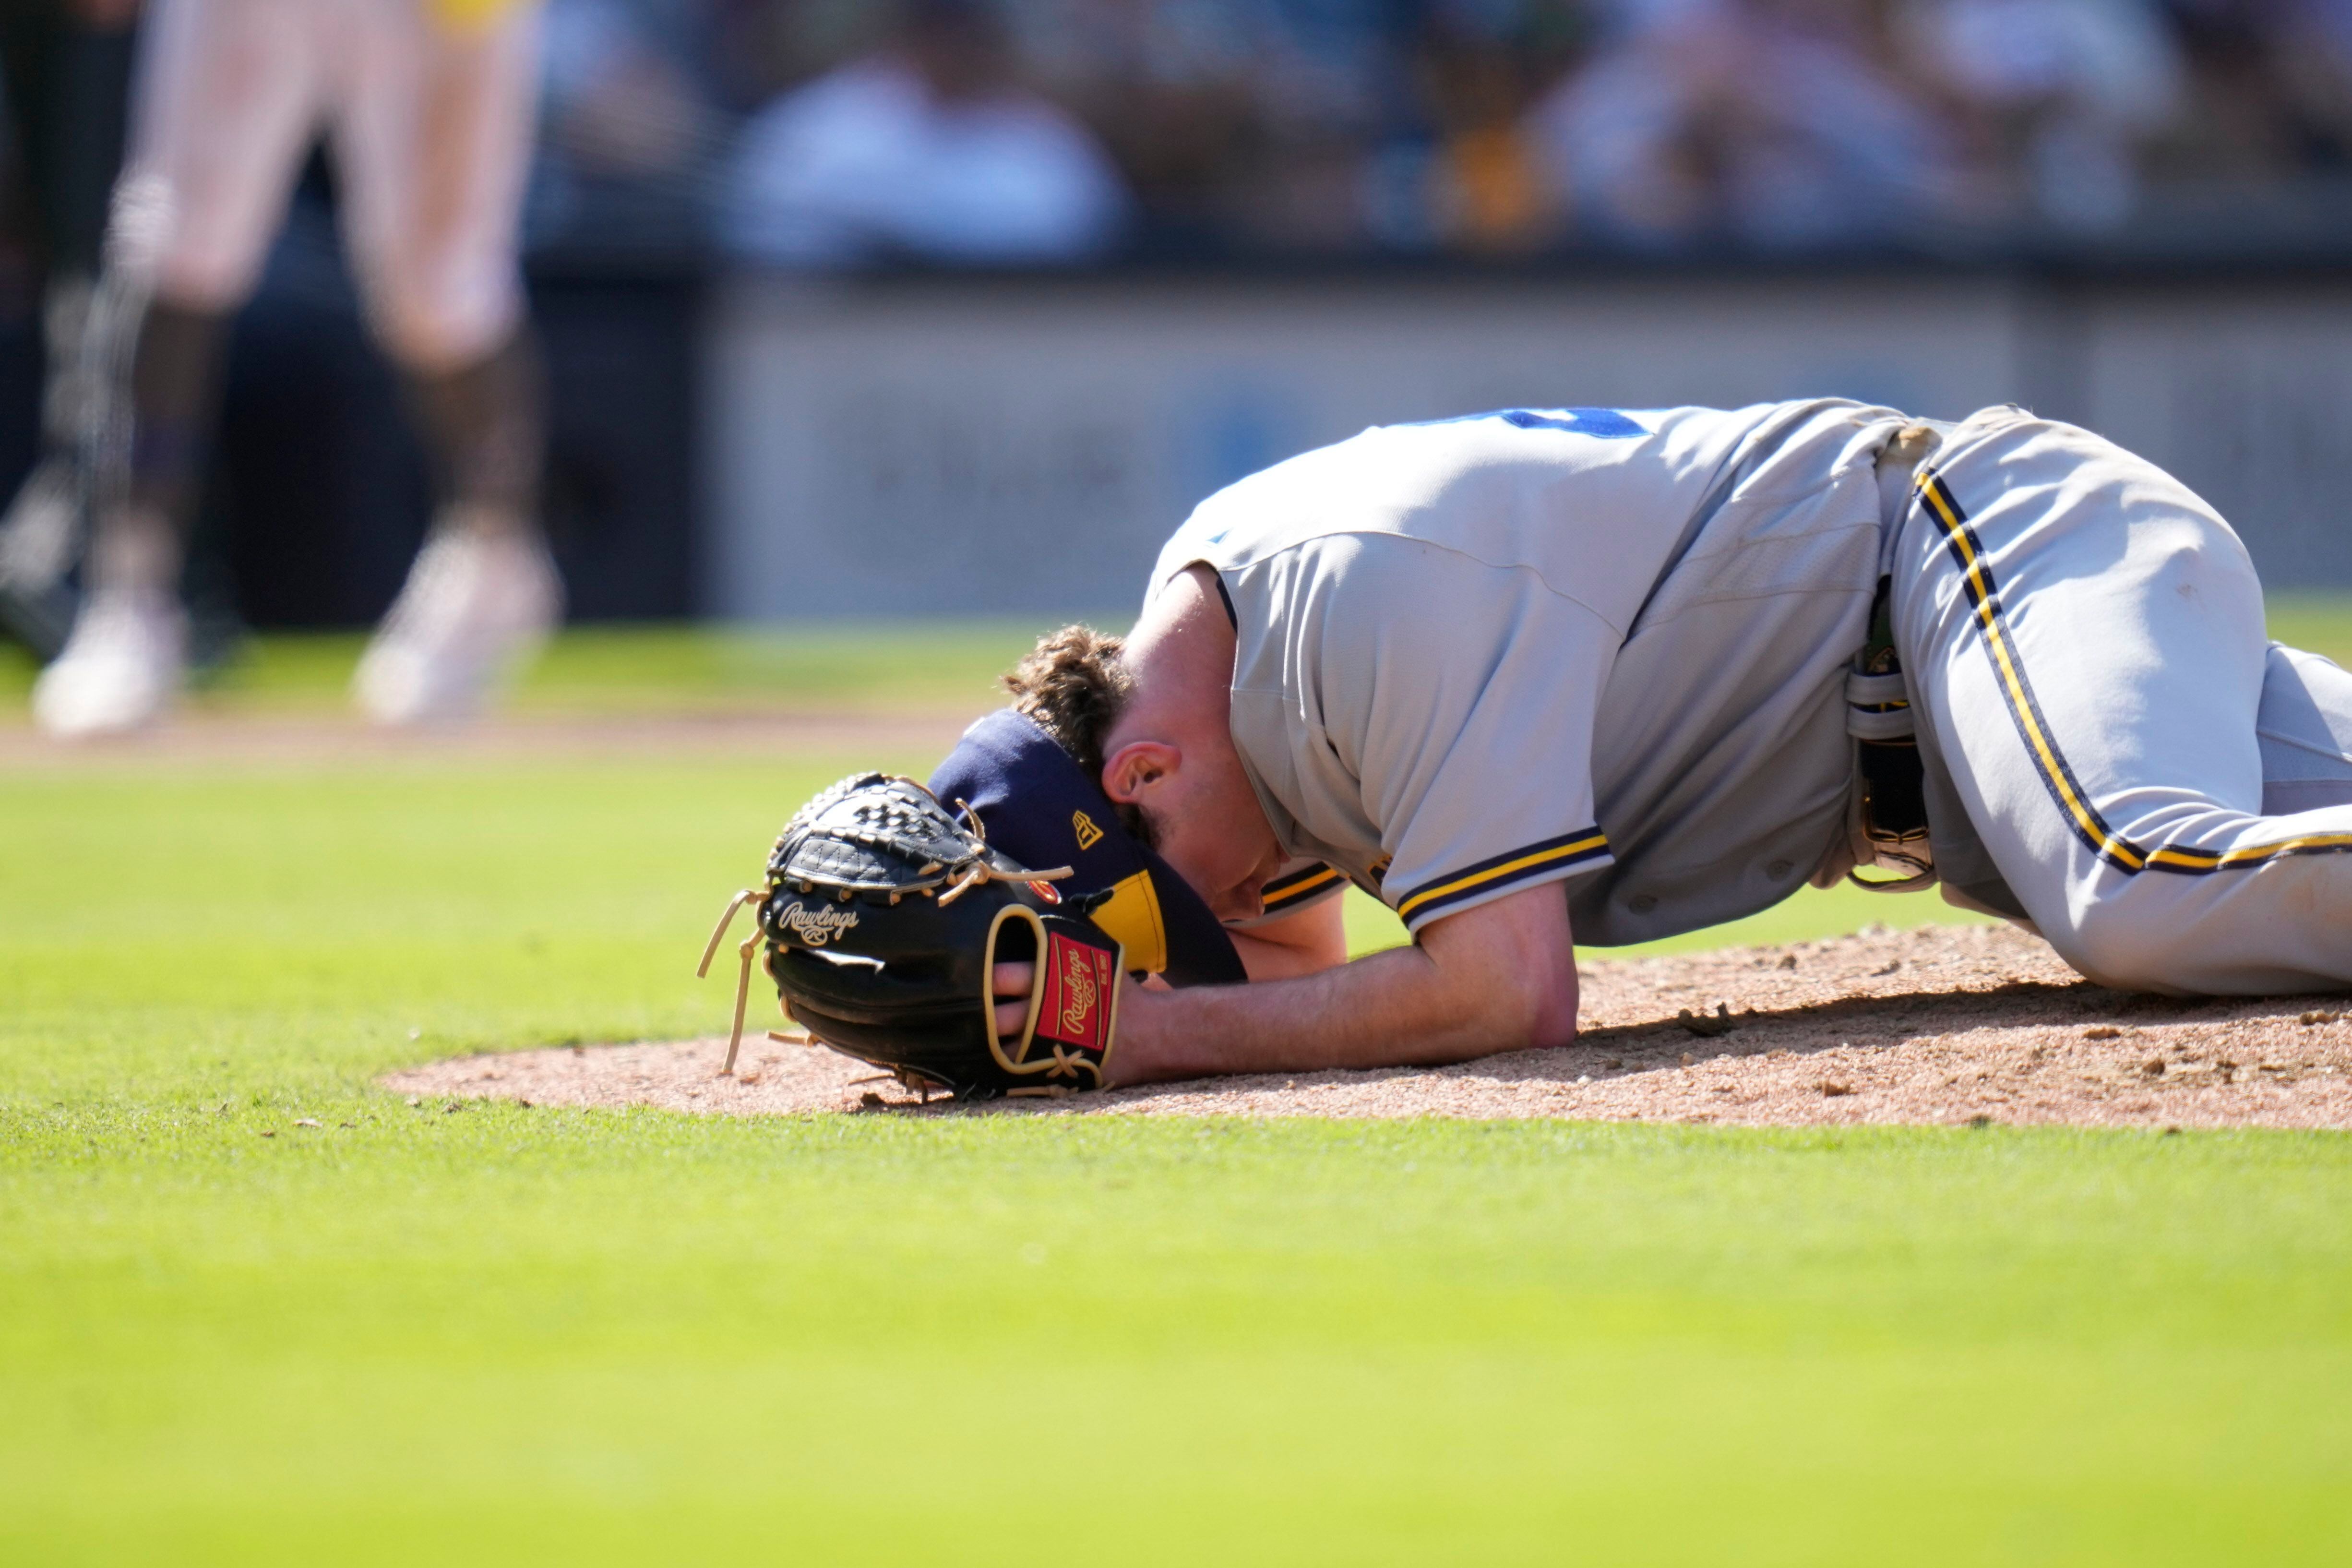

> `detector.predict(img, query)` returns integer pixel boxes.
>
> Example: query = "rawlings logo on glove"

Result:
[772,901,860,946]
[1040,933,1114,1052]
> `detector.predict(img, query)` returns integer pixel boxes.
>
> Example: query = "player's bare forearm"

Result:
[1002,883,1577,1083]
[1225,893,1349,980]
[1111,950,1559,1083]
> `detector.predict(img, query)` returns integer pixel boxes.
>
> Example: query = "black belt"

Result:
[1849,575,1933,890]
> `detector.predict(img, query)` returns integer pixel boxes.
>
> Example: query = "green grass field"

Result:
[6,608,2352,1564]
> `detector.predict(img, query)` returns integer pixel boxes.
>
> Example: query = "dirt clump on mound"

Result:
[383,923,2352,1128]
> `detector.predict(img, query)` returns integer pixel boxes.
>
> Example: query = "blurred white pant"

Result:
[1894,408,2352,994]
[119,0,541,368]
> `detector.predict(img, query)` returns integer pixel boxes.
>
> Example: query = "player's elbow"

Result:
[1532,979,1580,1050]
[1492,970,1580,1052]
[1437,952,1577,1054]
[1418,883,1580,1053]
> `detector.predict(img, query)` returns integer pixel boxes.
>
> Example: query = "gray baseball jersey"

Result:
[1150,399,1909,946]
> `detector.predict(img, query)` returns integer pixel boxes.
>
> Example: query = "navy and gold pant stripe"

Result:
[1395,828,1610,924]
[1916,470,2352,875]
[1260,862,1346,914]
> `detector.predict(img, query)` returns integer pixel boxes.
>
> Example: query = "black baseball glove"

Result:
[699,773,1124,1100]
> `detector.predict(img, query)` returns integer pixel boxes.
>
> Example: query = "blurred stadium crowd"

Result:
[540,0,2352,263]
[7,0,2352,278]
[0,0,2346,718]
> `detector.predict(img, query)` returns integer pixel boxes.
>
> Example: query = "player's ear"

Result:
[1100,740,1181,806]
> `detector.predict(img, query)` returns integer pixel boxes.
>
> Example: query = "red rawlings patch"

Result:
[1035,931,1117,1053]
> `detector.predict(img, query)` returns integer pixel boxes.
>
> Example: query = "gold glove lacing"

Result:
[697,889,762,1075]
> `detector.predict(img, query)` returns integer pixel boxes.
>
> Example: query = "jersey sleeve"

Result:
[1224,858,1348,930]
[1304,535,1619,933]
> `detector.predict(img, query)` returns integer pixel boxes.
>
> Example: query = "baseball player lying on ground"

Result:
[717,400,2352,1100]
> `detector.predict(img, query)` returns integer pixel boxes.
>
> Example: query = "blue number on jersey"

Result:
[1415,407,1648,439]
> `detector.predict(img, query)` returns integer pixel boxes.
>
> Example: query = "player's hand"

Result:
[991,963,1160,1039]
[991,962,1034,1040]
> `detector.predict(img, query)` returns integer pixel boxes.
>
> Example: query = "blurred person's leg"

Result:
[0,0,135,659]
[33,0,325,734]
[337,0,557,725]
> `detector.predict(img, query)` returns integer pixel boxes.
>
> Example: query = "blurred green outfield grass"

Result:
[3,600,2350,1564]
[0,620,1064,714]
[6,588,2346,718]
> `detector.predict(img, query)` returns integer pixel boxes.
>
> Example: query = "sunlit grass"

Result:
[0,620,1086,715]
[5,677,2350,1564]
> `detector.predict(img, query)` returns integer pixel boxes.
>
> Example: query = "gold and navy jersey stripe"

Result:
[1260,862,1346,914]
[1917,470,2352,875]
[1394,828,1610,924]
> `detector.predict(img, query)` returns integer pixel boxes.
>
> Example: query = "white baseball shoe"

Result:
[0,458,84,657]
[31,587,186,738]
[352,523,561,725]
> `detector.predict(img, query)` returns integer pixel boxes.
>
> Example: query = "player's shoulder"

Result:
[1203,400,1807,495]
[1147,398,1889,601]
[1159,404,1723,543]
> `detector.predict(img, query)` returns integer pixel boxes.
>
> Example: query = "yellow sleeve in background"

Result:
[428,0,541,35]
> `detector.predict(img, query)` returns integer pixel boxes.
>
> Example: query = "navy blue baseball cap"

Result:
[928,708,1246,986]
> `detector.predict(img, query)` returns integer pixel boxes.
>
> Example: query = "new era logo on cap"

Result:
[929,708,1245,988]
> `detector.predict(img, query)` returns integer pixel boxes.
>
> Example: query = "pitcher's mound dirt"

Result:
[383,923,2352,1128]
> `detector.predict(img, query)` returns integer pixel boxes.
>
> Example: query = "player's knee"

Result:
[147,224,265,314]
[111,175,267,312]
[370,273,521,372]
[2048,894,2198,995]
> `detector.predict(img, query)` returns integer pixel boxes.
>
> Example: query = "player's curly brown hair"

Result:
[1001,623,1132,785]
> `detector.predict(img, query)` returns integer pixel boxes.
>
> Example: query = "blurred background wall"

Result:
[7,0,2351,628]
[705,269,2352,614]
